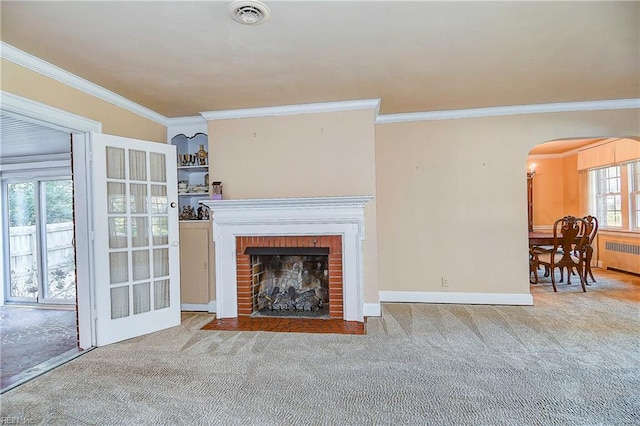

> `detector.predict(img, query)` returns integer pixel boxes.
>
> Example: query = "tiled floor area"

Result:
[1,306,81,392]
[201,315,366,335]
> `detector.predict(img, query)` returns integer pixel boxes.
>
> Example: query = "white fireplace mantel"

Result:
[200,196,373,321]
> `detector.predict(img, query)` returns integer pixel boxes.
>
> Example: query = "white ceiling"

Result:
[1,1,638,119]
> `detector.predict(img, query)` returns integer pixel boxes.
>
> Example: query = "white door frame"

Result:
[1,91,102,349]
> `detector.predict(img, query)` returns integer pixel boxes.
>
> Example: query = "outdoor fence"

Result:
[8,222,76,299]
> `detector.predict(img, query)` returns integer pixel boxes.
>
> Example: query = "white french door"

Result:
[91,133,180,346]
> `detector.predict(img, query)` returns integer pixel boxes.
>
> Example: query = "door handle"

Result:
[171,241,179,247]
[170,202,177,208]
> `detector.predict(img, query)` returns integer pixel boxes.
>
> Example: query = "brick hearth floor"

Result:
[201,316,366,335]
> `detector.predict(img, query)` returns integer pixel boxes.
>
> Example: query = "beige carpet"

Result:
[1,269,638,425]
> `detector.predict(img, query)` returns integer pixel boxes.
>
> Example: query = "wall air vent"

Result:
[229,1,271,25]
[605,241,640,256]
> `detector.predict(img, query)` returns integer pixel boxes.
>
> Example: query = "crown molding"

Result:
[376,98,640,124]
[527,153,566,160]
[1,90,102,133]
[166,115,206,127]
[165,115,208,142]
[1,42,168,126]
[200,99,381,121]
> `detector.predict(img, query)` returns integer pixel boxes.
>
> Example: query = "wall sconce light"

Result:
[527,164,536,179]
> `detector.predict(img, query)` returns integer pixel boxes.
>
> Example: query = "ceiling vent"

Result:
[229,0,271,25]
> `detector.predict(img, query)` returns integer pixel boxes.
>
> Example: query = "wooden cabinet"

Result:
[178,218,215,311]
[168,121,215,312]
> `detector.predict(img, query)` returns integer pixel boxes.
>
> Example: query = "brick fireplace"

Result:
[200,196,372,322]
[236,235,343,318]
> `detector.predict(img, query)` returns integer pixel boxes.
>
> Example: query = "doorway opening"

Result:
[526,137,640,290]
[0,97,99,392]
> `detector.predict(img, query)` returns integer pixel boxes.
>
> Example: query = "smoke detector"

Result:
[229,0,271,25]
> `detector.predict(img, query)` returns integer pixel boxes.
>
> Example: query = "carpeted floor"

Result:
[1,269,638,425]
[0,307,79,391]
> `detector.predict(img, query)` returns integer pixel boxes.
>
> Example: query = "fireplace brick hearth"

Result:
[236,235,343,318]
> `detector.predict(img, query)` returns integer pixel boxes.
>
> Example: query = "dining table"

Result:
[528,232,555,247]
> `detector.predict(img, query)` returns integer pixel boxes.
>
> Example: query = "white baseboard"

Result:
[379,291,534,306]
[180,301,216,312]
[363,303,381,317]
[181,303,210,312]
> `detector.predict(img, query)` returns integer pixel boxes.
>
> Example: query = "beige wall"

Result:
[5,56,638,302]
[529,157,565,226]
[207,109,379,303]
[562,154,581,216]
[528,153,582,228]
[1,59,166,142]
[375,109,639,295]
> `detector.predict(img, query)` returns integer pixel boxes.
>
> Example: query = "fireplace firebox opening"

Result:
[236,235,344,319]
[250,253,330,318]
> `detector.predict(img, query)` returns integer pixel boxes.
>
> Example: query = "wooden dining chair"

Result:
[529,250,540,284]
[581,215,598,283]
[532,216,589,292]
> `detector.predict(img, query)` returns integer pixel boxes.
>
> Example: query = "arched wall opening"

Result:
[526,136,640,278]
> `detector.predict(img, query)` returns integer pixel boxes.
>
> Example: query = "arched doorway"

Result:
[526,137,640,289]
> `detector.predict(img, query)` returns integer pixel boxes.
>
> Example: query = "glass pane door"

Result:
[4,179,75,303]
[92,133,179,346]
[6,182,38,300]
[41,179,76,302]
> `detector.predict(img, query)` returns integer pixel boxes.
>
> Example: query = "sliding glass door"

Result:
[4,178,76,304]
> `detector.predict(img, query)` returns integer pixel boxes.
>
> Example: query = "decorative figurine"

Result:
[180,205,197,220]
[197,144,208,165]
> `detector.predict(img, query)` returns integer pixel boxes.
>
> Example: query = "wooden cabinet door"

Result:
[179,224,210,304]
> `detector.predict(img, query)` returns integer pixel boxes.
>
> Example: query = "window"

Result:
[594,166,622,228]
[3,178,76,303]
[631,161,640,230]
[589,161,640,231]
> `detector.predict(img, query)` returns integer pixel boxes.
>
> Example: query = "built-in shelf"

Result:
[177,166,208,172]
[171,132,210,220]
[178,192,209,197]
